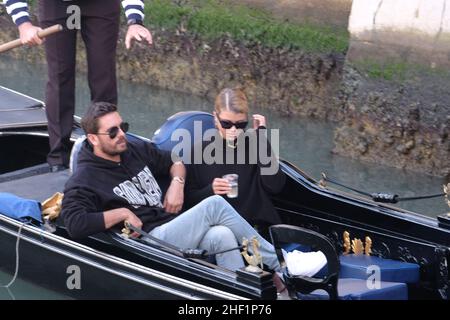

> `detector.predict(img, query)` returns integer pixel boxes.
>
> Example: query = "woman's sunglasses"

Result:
[96,122,129,139]
[218,117,248,130]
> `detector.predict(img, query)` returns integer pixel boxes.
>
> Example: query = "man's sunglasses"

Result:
[96,122,129,139]
[218,117,248,130]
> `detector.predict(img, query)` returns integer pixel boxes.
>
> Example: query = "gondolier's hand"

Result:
[18,22,44,46]
[125,25,153,49]
[212,178,232,195]
[163,180,184,214]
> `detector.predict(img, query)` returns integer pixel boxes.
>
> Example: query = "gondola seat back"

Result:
[152,111,214,160]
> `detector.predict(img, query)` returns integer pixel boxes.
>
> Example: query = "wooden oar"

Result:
[0,24,63,54]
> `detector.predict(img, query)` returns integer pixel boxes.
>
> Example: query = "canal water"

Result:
[0,271,71,300]
[0,56,448,299]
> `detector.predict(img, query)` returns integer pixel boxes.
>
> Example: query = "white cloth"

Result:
[282,249,327,277]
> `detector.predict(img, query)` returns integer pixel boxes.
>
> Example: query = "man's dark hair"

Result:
[81,102,118,134]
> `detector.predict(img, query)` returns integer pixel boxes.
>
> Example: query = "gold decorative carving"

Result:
[343,231,351,254]
[365,236,372,256]
[41,192,64,221]
[352,238,364,255]
[241,237,263,273]
[343,231,373,255]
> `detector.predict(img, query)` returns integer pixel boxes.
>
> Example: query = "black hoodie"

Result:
[61,139,176,239]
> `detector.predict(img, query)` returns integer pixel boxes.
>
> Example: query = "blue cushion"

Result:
[337,278,408,300]
[297,278,408,300]
[0,192,42,224]
[339,254,420,284]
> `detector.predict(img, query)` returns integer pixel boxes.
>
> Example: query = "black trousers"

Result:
[39,0,121,166]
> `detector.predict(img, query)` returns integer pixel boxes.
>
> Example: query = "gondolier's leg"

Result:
[150,195,281,271]
[39,20,77,168]
[80,1,120,105]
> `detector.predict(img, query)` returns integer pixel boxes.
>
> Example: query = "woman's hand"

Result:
[252,114,266,129]
[212,178,231,195]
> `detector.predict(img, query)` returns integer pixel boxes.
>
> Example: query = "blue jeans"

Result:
[149,195,280,272]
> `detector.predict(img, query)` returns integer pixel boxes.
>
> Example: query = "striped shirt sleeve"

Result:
[121,0,145,22]
[3,0,30,26]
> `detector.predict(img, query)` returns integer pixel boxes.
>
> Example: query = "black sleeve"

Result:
[185,162,215,208]
[255,126,286,195]
[61,187,105,239]
[143,142,176,177]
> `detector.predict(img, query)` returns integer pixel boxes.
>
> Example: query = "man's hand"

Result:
[212,178,231,195]
[18,22,43,46]
[125,24,152,49]
[104,207,142,238]
[163,180,184,214]
[123,209,143,238]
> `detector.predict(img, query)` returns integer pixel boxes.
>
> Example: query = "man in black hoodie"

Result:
[61,102,281,272]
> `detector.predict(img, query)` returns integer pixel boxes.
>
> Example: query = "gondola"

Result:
[1,86,449,300]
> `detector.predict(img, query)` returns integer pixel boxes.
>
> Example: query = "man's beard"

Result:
[100,138,128,156]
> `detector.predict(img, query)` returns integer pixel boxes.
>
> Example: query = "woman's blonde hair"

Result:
[214,88,249,115]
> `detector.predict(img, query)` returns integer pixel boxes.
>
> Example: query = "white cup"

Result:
[223,174,238,198]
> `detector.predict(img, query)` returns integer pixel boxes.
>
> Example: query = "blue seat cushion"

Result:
[297,278,408,300]
[339,254,420,284]
[338,278,408,300]
[0,192,42,224]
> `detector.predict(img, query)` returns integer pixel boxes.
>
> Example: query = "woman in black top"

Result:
[185,88,286,236]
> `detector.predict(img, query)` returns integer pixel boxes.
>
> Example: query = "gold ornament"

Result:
[41,192,64,221]
[343,231,351,254]
[352,238,364,255]
[364,236,372,256]
[241,237,263,273]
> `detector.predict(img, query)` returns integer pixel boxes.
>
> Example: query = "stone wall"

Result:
[117,30,344,118]
[335,66,450,177]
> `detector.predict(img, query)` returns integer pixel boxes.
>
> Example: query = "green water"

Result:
[0,268,71,300]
